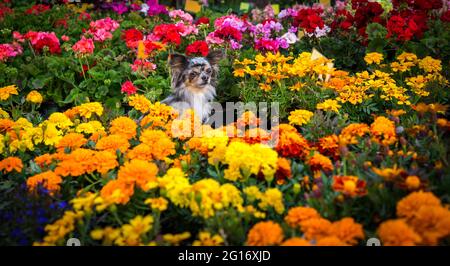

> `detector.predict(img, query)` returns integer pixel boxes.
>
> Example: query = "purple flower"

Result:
[146,0,168,16]
[111,2,128,15]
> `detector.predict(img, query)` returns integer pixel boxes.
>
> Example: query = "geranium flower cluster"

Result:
[207,14,249,49]
[85,17,120,42]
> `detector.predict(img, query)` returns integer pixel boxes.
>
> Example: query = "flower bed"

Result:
[0,0,449,246]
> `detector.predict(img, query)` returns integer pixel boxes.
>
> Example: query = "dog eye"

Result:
[190,72,197,78]
[206,69,211,74]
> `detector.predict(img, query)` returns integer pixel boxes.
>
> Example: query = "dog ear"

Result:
[206,50,223,67]
[168,53,188,72]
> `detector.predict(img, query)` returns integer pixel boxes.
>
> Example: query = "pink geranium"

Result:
[0,43,23,62]
[72,37,95,55]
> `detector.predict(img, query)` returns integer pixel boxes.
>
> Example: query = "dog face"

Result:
[168,51,222,92]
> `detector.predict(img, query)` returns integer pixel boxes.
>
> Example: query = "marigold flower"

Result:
[408,205,450,245]
[316,236,349,246]
[145,197,169,212]
[27,170,62,195]
[308,152,333,173]
[100,179,134,205]
[396,191,441,219]
[377,219,421,246]
[73,102,103,119]
[364,52,383,65]
[118,159,159,191]
[0,156,23,173]
[300,217,332,241]
[329,218,365,245]
[370,116,397,146]
[109,116,137,140]
[0,85,19,101]
[55,133,87,152]
[26,90,43,104]
[288,109,314,126]
[272,124,310,158]
[316,99,341,113]
[96,134,130,154]
[128,94,152,113]
[332,175,367,197]
[193,232,224,246]
[247,221,284,246]
[285,206,321,229]
[281,237,311,246]
[405,176,421,190]
[139,129,175,160]
[418,56,441,73]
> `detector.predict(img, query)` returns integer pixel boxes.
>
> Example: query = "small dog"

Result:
[162,51,223,123]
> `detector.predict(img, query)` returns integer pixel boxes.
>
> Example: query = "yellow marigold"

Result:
[76,102,103,118]
[285,207,321,229]
[300,217,332,241]
[418,56,441,73]
[329,218,364,245]
[308,152,333,173]
[317,99,341,113]
[396,191,441,219]
[377,219,421,246]
[26,90,43,104]
[128,94,151,113]
[364,52,383,65]
[259,83,272,91]
[163,232,191,246]
[95,134,130,154]
[0,107,9,118]
[55,133,87,152]
[193,232,224,246]
[0,85,18,101]
[145,197,169,212]
[247,221,284,246]
[109,116,137,140]
[48,113,73,129]
[372,165,405,181]
[288,109,314,126]
[0,156,23,173]
[258,188,285,214]
[26,171,62,195]
[281,237,311,246]
[42,123,63,146]
[139,129,175,160]
[370,116,397,145]
[397,52,417,63]
[76,121,105,134]
[118,159,159,191]
[118,215,153,246]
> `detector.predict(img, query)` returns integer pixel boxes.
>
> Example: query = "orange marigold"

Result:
[27,171,62,195]
[284,207,321,229]
[126,143,153,161]
[0,156,23,173]
[339,123,369,145]
[95,134,130,154]
[139,129,175,160]
[377,219,421,246]
[370,116,397,146]
[281,237,311,246]
[396,191,441,219]
[300,217,332,241]
[117,159,159,191]
[329,218,365,245]
[316,236,349,246]
[92,151,118,175]
[408,205,450,245]
[100,179,134,205]
[318,134,339,158]
[34,153,54,168]
[272,124,310,158]
[109,116,137,140]
[275,157,291,184]
[308,152,333,173]
[247,221,284,246]
[55,133,87,152]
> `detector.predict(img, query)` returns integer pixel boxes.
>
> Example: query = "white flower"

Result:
[281,32,298,44]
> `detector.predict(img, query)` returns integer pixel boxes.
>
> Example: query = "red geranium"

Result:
[294,8,325,33]
[121,81,137,95]
[24,31,61,54]
[195,17,210,25]
[152,24,181,46]
[122,28,143,48]
[185,40,209,57]
[214,25,243,41]
[387,15,423,41]
[25,4,50,15]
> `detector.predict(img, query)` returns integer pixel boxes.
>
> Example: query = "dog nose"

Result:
[201,76,208,81]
